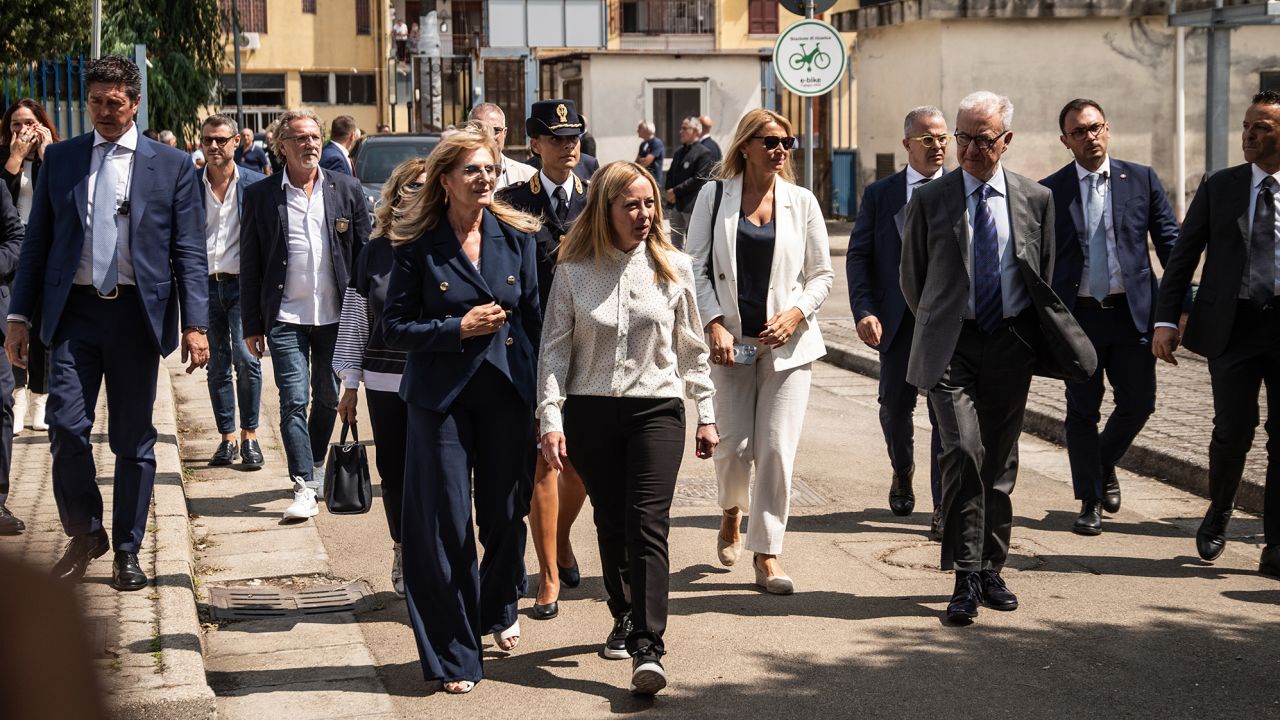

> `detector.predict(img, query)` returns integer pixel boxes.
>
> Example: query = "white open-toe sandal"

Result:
[494,619,520,652]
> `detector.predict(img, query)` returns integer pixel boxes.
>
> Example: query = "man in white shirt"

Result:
[469,102,536,190]
[240,109,371,521]
[196,114,267,470]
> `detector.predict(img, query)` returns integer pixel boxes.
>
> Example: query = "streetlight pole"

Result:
[92,0,102,59]
[232,1,245,129]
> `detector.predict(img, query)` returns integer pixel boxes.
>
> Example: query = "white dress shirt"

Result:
[277,170,340,326]
[540,170,577,214]
[537,244,716,435]
[16,159,34,225]
[905,165,942,205]
[1076,157,1125,297]
[1241,163,1280,298]
[203,166,242,275]
[962,166,1028,319]
[75,124,139,287]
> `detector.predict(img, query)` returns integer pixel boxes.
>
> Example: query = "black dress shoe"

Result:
[888,470,915,517]
[1102,468,1122,514]
[209,440,238,467]
[240,439,265,469]
[531,601,559,620]
[946,571,982,623]
[111,551,148,591]
[1072,500,1103,536]
[0,505,25,535]
[52,529,110,581]
[929,506,943,542]
[1196,506,1233,562]
[1260,546,1280,578]
[558,562,581,589]
[979,569,1018,611]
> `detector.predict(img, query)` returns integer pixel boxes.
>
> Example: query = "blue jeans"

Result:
[207,276,262,435]
[266,322,339,482]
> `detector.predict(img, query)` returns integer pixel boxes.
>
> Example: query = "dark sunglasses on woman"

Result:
[753,135,799,151]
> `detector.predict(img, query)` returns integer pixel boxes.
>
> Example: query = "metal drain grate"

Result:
[206,580,374,620]
[672,474,825,508]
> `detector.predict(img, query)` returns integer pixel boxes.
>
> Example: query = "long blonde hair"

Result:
[389,127,539,245]
[373,156,429,238]
[716,108,797,183]
[558,161,680,285]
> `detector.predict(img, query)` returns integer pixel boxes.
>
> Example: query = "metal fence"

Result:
[2,56,90,140]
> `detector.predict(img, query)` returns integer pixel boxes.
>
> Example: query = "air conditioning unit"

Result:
[238,32,261,51]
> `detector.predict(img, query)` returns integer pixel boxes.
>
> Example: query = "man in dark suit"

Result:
[319,115,359,177]
[1154,90,1280,577]
[664,116,714,248]
[698,114,723,163]
[4,56,209,590]
[1042,99,1180,536]
[240,109,371,522]
[196,114,267,470]
[848,106,948,537]
[901,91,1095,623]
[0,183,25,535]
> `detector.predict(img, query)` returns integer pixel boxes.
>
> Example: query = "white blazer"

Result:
[685,175,834,372]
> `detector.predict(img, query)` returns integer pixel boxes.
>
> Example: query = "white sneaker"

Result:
[31,393,48,431]
[391,544,405,596]
[282,477,319,521]
[11,389,27,432]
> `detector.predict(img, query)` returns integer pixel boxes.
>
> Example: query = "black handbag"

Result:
[323,421,373,515]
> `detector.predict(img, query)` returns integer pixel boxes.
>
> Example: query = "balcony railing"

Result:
[621,0,715,35]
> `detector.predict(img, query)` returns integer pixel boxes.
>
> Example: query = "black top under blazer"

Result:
[382,210,542,412]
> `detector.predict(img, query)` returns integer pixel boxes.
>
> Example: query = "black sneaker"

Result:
[629,645,667,695]
[602,612,632,660]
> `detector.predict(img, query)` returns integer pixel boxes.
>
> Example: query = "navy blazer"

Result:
[320,141,353,176]
[195,164,267,218]
[1041,158,1180,334]
[10,131,208,354]
[382,210,542,413]
[847,169,914,351]
[239,169,372,337]
[0,182,25,334]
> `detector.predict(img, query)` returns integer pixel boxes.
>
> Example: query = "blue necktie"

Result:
[972,184,1003,333]
[92,142,120,294]
[1086,171,1109,301]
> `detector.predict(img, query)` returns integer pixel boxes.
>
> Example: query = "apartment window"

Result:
[875,153,896,180]
[336,73,377,104]
[220,0,268,33]
[302,0,316,13]
[748,0,778,34]
[1263,71,1280,92]
[648,81,704,148]
[300,73,330,103]
[622,0,714,34]
[219,73,285,107]
[356,0,371,34]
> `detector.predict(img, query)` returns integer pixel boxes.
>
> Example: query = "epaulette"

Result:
[530,174,542,195]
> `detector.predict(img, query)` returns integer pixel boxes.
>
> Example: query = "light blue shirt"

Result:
[962,166,1028,319]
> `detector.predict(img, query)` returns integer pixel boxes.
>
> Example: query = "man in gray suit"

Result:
[901,91,1095,624]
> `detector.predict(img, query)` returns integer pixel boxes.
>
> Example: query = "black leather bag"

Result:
[323,421,373,515]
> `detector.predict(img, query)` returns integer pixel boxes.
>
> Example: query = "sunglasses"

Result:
[201,135,235,147]
[908,134,950,148]
[752,135,798,151]
[461,164,499,178]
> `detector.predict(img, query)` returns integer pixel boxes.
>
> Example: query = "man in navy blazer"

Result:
[4,56,209,590]
[195,114,267,470]
[241,109,371,522]
[319,115,359,177]
[847,106,947,537]
[1041,99,1179,535]
[0,182,26,536]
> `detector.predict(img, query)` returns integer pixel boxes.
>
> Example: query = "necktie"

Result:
[92,142,120,294]
[972,184,1003,333]
[1086,171,1109,301]
[1249,176,1278,307]
[554,185,569,225]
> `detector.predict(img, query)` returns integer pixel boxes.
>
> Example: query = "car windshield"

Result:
[356,139,439,184]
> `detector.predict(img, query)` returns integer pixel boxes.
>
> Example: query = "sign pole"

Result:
[804,0,815,190]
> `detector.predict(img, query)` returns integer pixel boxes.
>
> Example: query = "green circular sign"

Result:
[773,20,847,98]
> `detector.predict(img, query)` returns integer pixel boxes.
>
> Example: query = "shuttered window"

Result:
[356,0,371,34]
[748,0,777,34]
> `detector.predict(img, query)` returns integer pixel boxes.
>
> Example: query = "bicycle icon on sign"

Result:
[788,42,832,72]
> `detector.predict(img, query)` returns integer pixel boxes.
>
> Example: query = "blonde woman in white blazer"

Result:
[685,109,833,594]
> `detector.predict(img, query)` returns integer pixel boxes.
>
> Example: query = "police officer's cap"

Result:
[526,99,587,137]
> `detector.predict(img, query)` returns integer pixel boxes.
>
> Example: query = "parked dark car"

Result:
[352,133,441,215]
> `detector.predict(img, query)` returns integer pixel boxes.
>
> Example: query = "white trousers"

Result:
[711,354,812,555]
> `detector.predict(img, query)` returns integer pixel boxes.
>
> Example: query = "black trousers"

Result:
[564,395,685,655]
[1206,301,1280,546]
[878,314,943,507]
[1063,297,1156,500]
[366,388,406,544]
[928,315,1036,572]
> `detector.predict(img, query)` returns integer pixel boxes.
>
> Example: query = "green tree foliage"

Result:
[0,0,90,63]
[104,0,225,144]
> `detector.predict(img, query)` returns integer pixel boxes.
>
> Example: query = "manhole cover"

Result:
[672,474,825,508]
[207,580,374,619]
[878,541,1045,572]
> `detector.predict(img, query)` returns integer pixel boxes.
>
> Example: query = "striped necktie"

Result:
[972,183,1003,333]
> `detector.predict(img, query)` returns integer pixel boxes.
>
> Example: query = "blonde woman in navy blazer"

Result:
[382,127,542,695]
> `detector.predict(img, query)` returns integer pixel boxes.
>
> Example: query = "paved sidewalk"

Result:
[0,366,214,718]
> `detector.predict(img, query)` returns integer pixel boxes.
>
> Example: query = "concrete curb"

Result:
[820,338,1263,515]
[107,364,217,720]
